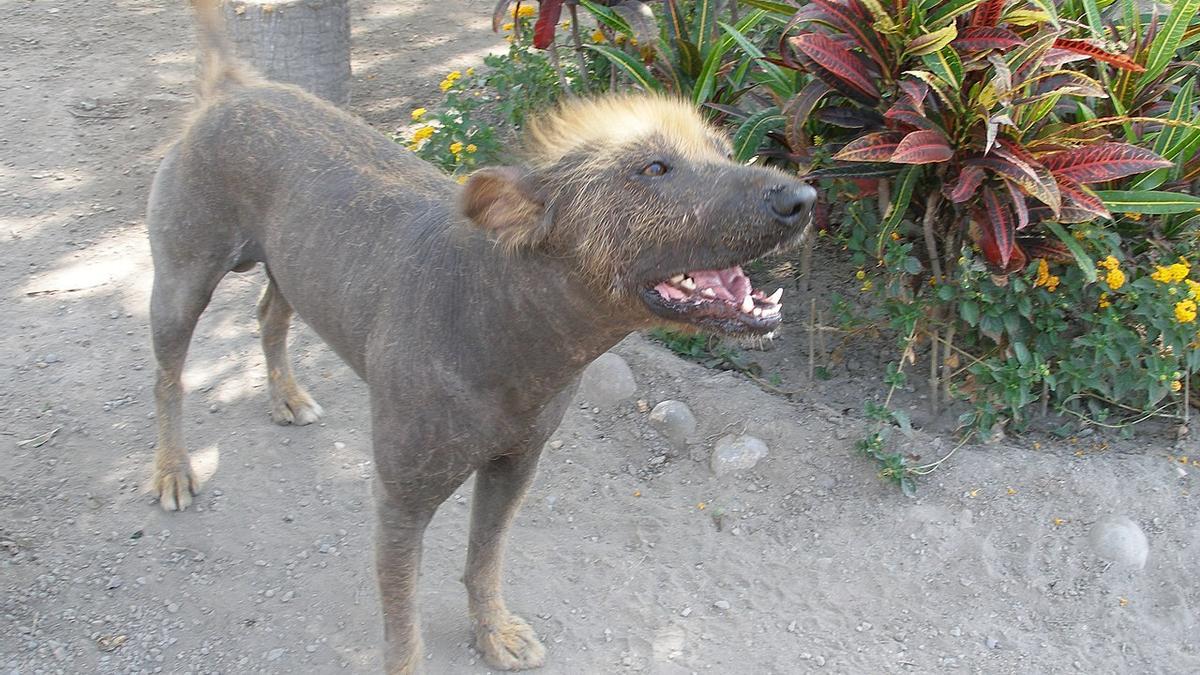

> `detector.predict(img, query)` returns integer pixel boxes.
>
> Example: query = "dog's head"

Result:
[460,95,815,336]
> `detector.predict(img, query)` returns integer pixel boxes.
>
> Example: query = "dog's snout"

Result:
[767,184,817,223]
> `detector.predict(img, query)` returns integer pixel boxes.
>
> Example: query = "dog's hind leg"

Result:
[465,449,547,670]
[149,266,224,511]
[257,275,323,425]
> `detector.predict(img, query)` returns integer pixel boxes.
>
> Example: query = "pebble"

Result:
[548,440,563,450]
[1089,515,1149,569]
[267,648,284,661]
[166,603,179,613]
[679,607,692,617]
[985,636,1000,649]
[648,400,697,450]
[578,353,637,409]
[712,600,731,611]
[105,577,122,590]
[710,434,769,475]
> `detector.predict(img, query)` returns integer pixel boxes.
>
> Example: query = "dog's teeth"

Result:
[752,307,762,317]
[767,288,783,305]
[670,274,685,284]
[741,296,754,313]
[680,277,697,291]
[701,288,717,298]
[762,304,781,316]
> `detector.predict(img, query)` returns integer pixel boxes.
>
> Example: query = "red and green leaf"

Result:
[532,0,565,50]
[1002,178,1030,230]
[833,132,905,162]
[815,106,885,129]
[970,0,1007,28]
[890,129,954,164]
[1051,38,1145,73]
[943,165,986,202]
[788,33,881,104]
[782,80,832,151]
[1039,143,1172,184]
[981,187,1016,268]
[1052,173,1112,220]
[966,155,1061,215]
[953,26,1024,52]
[810,0,892,73]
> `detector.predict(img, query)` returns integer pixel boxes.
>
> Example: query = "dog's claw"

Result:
[270,390,324,426]
[154,465,198,512]
[475,612,546,671]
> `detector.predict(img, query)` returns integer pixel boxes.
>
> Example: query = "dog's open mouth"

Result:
[640,265,783,335]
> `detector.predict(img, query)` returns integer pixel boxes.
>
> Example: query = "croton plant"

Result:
[777,0,1198,277]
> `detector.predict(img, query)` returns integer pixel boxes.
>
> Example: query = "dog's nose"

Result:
[768,183,817,223]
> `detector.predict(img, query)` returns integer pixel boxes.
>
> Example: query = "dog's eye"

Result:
[641,161,669,177]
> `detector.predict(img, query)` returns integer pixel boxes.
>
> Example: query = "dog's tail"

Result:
[192,0,248,97]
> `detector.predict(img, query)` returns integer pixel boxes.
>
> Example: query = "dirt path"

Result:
[2,2,1197,673]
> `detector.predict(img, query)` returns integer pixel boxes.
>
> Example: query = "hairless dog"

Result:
[148,2,815,672]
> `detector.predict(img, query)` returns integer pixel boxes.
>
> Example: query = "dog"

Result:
[147,2,815,671]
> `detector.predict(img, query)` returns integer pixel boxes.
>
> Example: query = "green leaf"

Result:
[878,165,921,254]
[1081,0,1104,37]
[1013,341,1031,365]
[736,0,797,13]
[718,21,792,98]
[1095,190,1200,215]
[921,47,963,90]
[1130,76,1197,190]
[1138,0,1200,89]
[903,256,923,274]
[584,45,663,92]
[693,10,768,105]
[903,26,958,59]
[923,0,985,29]
[732,107,784,163]
[579,0,634,35]
[1042,221,1097,283]
[692,0,718,55]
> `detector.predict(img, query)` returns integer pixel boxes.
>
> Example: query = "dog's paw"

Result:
[475,612,546,671]
[154,464,198,512]
[270,389,324,426]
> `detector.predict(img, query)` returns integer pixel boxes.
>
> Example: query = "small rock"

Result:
[305,644,317,653]
[1089,515,1149,569]
[578,353,637,409]
[648,400,697,450]
[709,434,768,476]
[548,440,563,450]
[679,607,692,617]
[813,655,826,667]
[267,648,284,661]
[985,637,999,649]
[105,577,122,590]
[166,603,179,614]
[787,620,797,633]
[712,600,731,611]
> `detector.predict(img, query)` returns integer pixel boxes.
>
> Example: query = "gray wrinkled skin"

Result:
[148,5,814,673]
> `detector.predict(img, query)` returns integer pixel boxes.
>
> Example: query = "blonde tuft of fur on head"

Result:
[522,95,729,168]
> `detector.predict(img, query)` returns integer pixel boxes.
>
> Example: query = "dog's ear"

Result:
[460,166,550,248]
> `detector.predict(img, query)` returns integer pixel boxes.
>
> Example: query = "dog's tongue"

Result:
[690,266,750,303]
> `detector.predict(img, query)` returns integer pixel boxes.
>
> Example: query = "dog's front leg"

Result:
[466,448,547,671]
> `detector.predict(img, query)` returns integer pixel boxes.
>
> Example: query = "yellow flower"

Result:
[1123,212,1143,221]
[1171,380,1183,392]
[466,67,475,77]
[410,107,427,121]
[860,279,873,292]
[1175,299,1197,324]
[1105,267,1126,291]
[411,125,435,145]
[466,144,477,153]
[447,70,461,82]
[591,29,606,43]
[890,232,901,241]
[1098,255,1120,271]
[1187,279,1200,299]
[439,79,454,92]
[1033,258,1060,291]
[1151,261,1190,284]
[502,21,515,31]
[449,141,464,155]
[515,4,536,18]
[1098,293,1111,309]
[456,175,468,184]
[855,270,866,280]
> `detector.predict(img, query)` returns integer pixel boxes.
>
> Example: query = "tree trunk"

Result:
[209,0,352,107]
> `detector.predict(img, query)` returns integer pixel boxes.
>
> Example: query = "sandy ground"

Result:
[2,1,1198,673]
